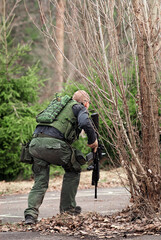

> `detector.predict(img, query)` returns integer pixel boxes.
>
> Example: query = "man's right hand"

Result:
[88,139,98,153]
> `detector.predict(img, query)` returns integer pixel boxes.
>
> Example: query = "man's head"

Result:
[73,90,90,109]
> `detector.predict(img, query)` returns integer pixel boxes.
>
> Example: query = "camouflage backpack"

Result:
[36,95,71,123]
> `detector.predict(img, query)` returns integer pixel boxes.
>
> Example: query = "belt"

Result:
[33,133,55,138]
[33,133,65,141]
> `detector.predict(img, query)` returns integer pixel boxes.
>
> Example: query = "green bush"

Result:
[0,19,45,181]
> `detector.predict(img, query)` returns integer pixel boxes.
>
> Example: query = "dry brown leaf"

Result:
[0,211,161,239]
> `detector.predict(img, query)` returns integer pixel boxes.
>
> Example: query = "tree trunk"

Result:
[55,0,66,92]
[132,0,160,208]
[66,3,76,82]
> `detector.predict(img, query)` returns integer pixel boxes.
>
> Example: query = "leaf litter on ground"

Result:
[0,210,161,239]
[0,168,160,238]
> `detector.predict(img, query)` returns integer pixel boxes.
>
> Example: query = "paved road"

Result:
[0,187,160,240]
[0,187,130,224]
[0,231,161,240]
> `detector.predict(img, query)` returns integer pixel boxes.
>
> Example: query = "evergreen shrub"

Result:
[0,20,45,181]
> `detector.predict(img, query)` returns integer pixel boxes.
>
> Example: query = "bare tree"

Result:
[132,0,160,210]
[54,0,66,92]
[38,0,66,94]
[29,0,160,216]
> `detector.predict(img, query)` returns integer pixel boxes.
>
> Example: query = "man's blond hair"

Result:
[73,90,90,103]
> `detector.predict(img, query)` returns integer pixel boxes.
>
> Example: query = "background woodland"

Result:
[0,0,160,216]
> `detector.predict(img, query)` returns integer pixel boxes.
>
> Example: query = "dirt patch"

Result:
[0,168,127,196]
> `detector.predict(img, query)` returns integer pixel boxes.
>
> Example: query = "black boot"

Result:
[64,206,82,215]
[25,215,36,225]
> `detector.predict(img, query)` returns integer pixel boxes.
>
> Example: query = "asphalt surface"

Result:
[0,231,161,240]
[0,187,130,224]
[0,187,160,240]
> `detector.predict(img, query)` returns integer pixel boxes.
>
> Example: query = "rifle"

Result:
[86,113,104,199]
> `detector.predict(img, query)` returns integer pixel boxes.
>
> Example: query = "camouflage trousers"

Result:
[24,137,81,220]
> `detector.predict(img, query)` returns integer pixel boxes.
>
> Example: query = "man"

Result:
[24,90,98,224]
